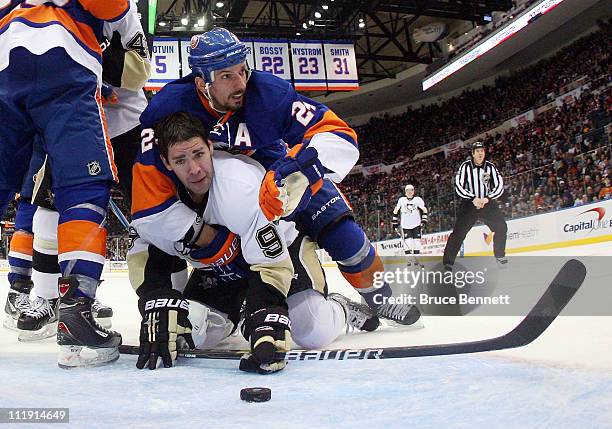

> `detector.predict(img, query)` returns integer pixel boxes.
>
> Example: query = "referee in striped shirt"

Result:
[442,142,508,269]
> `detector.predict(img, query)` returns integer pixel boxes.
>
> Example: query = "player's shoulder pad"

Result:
[212,151,265,189]
[246,71,295,113]
[140,75,197,128]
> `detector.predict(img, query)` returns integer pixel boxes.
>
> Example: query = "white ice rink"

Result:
[0,242,611,428]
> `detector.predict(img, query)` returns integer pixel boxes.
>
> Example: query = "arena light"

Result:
[314,11,322,18]
[422,0,567,91]
[215,1,224,7]
[322,4,329,10]
[181,16,189,26]
[358,21,365,28]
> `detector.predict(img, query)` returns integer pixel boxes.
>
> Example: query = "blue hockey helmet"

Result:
[188,28,249,82]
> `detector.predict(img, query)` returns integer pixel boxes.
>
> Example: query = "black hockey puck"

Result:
[240,387,271,403]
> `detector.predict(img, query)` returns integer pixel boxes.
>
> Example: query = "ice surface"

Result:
[0,242,611,428]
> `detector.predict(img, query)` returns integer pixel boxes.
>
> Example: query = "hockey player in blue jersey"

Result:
[0,0,151,367]
[139,27,421,327]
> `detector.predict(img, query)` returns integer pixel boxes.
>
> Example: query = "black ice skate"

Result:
[17,296,58,341]
[376,302,423,328]
[329,293,380,332]
[56,275,122,368]
[3,279,33,331]
[92,298,113,329]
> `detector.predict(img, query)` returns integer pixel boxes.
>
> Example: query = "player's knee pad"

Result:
[287,289,344,349]
[188,300,234,349]
[319,219,383,291]
[317,217,368,262]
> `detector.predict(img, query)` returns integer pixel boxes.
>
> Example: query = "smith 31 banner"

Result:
[290,41,327,91]
[253,40,291,82]
[145,37,180,90]
[323,42,359,90]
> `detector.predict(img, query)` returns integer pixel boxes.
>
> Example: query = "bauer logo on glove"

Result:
[259,143,326,222]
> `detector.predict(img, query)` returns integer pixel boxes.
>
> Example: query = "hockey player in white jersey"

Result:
[128,111,378,373]
[392,184,428,268]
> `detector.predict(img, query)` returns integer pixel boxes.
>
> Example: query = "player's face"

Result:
[162,136,214,199]
[473,148,485,165]
[208,62,249,111]
[405,188,414,198]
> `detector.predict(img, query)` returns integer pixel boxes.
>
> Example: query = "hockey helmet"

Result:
[405,184,415,192]
[471,141,485,152]
[188,28,249,82]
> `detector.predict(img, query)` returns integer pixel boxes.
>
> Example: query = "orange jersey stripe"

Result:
[340,252,384,289]
[0,5,101,55]
[9,231,34,256]
[303,109,358,144]
[57,220,106,256]
[78,0,128,21]
[196,232,240,265]
[96,88,118,181]
[131,162,177,215]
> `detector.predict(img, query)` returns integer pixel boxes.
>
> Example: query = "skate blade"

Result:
[57,345,120,369]
[17,322,58,342]
[3,315,19,332]
[94,317,112,329]
[382,319,425,331]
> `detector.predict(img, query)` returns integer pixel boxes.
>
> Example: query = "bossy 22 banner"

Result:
[253,40,291,82]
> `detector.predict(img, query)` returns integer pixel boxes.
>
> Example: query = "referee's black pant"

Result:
[442,199,507,266]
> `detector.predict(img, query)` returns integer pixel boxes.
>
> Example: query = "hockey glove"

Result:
[136,288,195,370]
[259,144,325,221]
[239,307,291,374]
[421,214,428,225]
[391,216,399,229]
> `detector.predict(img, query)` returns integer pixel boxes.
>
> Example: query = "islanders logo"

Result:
[190,35,200,49]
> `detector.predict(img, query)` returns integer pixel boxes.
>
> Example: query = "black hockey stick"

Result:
[120,259,586,361]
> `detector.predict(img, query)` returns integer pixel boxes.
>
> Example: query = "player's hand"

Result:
[136,288,195,370]
[259,144,325,221]
[208,122,231,150]
[391,215,399,229]
[239,307,291,374]
[101,83,118,105]
[472,198,484,209]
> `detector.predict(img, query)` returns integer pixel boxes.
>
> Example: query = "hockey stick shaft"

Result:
[120,259,586,361]
[109,198,130,231]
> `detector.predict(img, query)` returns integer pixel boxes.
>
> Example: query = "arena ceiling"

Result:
[154,0,513,84]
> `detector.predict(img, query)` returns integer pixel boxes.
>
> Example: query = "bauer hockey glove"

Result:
[239,307,291,374]
[259,144,325,221]
[136,288,195,370]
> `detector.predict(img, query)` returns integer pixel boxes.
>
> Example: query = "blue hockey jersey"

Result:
[139,70,359,181]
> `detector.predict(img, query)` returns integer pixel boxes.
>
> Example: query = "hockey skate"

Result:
[3,279,33,331]
[56,276,121,369]
[329,293,380,332]
[92,299,113,329]
[376,302,424,329]
[17,296,58,341]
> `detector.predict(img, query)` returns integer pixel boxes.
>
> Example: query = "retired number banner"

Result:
[290,41,327,91]
[323,42,359,90]
[145,37,180,90]
[253,40,291,82]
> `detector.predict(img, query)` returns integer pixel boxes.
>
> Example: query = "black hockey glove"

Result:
[136,288,195,370]
[239,307,291,374]
[391,215,399,229]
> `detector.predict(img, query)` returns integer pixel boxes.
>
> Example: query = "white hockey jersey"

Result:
[394,196,426,229]
[130,150,298,269]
